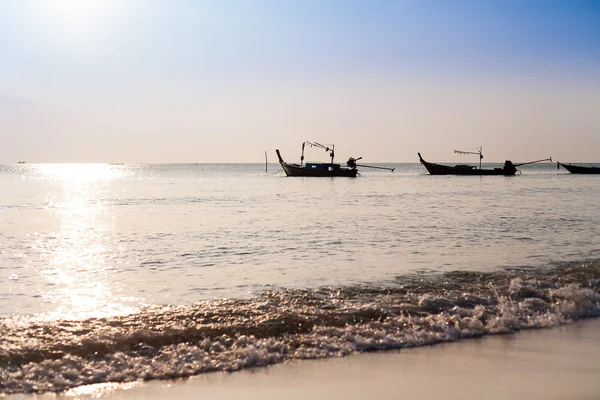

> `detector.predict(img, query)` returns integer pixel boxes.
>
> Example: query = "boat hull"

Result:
[276,150,358,177]
[418,153,516,176]
[281,163,358,177]
[558,162,600,174]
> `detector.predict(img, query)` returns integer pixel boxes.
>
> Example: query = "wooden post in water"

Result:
[265,151,268,173]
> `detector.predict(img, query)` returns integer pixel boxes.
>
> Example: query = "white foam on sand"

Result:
[16,317,599,400]
[2,270,600,395]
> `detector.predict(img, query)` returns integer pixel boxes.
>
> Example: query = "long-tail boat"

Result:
[276,142,394,177]
[276,142,357,177]
[557,162,600,174]
[418,147,551,176]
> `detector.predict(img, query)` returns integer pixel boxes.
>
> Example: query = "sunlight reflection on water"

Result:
[37,163,128,182]
[33,164,140,319]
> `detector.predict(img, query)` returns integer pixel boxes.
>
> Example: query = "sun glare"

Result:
[52,0,109,22]
[30,0,137,44]
[38,163,124,182]
[41,0,115,26]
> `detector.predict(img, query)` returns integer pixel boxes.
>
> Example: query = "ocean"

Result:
[1,162,599,395]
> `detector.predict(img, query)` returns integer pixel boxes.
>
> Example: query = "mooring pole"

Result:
[265,151,268,173]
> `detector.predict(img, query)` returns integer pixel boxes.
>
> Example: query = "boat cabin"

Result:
[304,162,345,172]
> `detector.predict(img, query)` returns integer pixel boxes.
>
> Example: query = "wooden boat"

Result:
[276,142,394,177]
[557,162,600,174]
[418,153,516,175]
[276,142,358,177]
[418,152,552,176]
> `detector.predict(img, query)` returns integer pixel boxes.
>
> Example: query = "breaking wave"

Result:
[2,262,600,394]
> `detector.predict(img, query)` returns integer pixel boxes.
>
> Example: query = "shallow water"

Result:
[1,162,599,394]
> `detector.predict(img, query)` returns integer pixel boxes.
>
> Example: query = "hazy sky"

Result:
[1,0,599,163]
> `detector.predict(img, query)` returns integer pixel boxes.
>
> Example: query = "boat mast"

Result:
[300,142,306,166]
[454,146,483,170]
[306,142,336,164]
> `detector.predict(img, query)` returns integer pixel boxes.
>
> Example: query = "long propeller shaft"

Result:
[514,157,552,167]
[355,164,395,172]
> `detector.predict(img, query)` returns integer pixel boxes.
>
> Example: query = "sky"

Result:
[0,0,599,163]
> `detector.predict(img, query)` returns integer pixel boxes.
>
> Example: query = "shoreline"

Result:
[13,317,600,400]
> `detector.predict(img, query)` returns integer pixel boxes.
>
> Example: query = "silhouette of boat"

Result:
[418,150,551,176]
[276,142,357,177]
[276,142,395,177]
[557,162,600,174]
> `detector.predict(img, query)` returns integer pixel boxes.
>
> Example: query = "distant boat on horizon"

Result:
[17,161,25,164]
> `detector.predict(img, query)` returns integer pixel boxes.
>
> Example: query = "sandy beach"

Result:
[11,318,595,400]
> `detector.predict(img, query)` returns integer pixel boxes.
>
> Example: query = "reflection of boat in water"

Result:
[17,161,25,164]
[557,162,600,174]
[418,147,552,176]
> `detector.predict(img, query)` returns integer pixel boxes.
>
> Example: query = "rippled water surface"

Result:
[1,162,599,394]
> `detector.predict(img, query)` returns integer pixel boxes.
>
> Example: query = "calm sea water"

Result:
[1,162,600,394]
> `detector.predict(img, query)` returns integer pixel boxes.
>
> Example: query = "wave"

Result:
[1,262,600,394]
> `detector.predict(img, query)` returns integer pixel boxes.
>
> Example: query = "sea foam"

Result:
[1,263,600,394]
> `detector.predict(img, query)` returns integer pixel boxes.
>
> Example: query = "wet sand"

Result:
[15,318,600,400]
